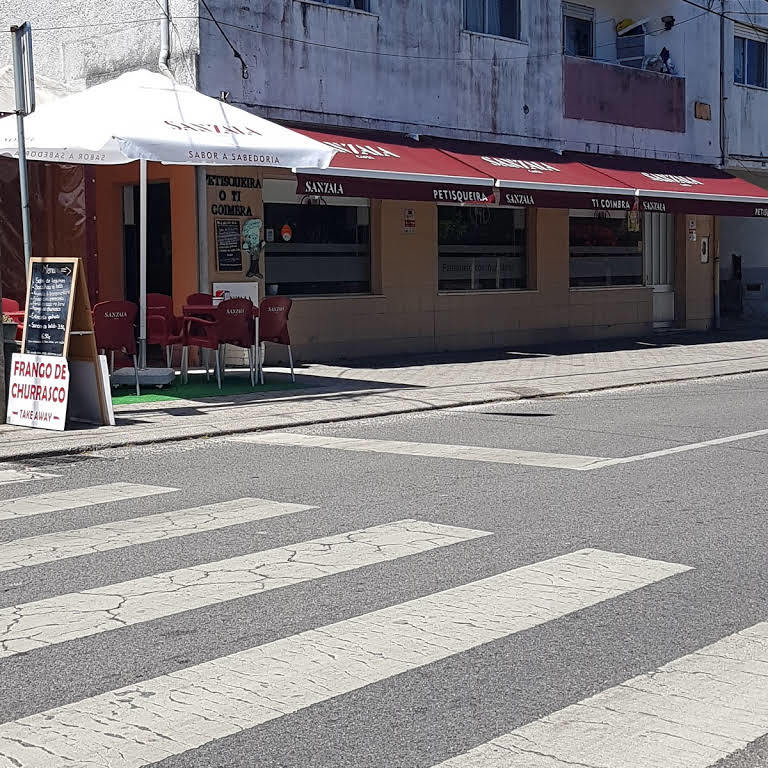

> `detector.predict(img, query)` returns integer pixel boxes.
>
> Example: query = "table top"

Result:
[183,304,259,317]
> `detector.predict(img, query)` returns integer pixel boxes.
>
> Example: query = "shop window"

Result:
[464,0,521,40]
[263,202,370,296]
[563,2,594,58]
[735,33,768,87]
[569,209,643,288]
[438,206,527,291]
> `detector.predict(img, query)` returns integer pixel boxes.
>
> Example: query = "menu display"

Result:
[216,219,243,272]
[22,259,75,357]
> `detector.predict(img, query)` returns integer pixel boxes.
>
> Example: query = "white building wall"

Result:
[0,0,199,88]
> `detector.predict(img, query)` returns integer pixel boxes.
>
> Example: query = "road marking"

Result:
[586,427,768,469]
[432,622,768,768]
[0,519,489,658]
[0,466,59,486]
[229,433,608,470]
[0,498,315,573]
[0,483,177,522]
[0,549,689,767]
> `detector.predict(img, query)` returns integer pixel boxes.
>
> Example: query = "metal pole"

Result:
[11,27,32,275]
[139,158,148,369]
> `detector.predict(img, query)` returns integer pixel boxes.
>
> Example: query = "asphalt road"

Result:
[1,372,767,767]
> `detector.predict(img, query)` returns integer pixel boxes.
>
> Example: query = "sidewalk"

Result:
[2,330,768,461]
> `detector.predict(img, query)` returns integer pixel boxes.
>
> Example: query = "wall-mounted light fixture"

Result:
[661,15,675,31]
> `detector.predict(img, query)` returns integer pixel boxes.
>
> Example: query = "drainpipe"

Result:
[159,0,172,79]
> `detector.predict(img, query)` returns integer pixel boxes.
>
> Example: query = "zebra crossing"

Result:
[0,472,765,767]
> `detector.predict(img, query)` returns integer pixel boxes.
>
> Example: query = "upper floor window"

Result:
[563,3,595,58]
[735,33,767,88]
[464,0,521,40]
[313,0,370,9]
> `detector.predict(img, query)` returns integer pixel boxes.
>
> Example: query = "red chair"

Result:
[182,314,222,388]
[186,292,213,306]
[259,296,294,383]
[2,298,24,341]
[216,298,257,386]
[92,300,140,396]
[147,293,182,366]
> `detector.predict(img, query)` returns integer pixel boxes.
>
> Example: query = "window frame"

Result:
[734,24,768,89]
[562,2,595,58]
[297,0,371,12]
[463,0,522,41]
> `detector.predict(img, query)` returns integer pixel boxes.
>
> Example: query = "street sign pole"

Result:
[11,23,35,277]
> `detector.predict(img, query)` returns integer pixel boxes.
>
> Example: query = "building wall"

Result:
[0,0,199,87]
[92,162,198,314]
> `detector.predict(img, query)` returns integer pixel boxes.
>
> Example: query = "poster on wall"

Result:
[215,219,243,272]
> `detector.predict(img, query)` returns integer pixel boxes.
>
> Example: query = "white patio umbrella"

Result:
[0,69,335,366]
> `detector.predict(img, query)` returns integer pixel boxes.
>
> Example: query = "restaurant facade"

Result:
[18,126,761,362]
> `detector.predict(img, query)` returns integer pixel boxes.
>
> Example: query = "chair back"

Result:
[186,292,213,306]
[216,298,255,347]
[93,300,138,355]
[1,297,20,314]
[147,293,173,314]
[259,296,292,345]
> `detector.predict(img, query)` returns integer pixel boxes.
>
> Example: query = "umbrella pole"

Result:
[138,158,148,369]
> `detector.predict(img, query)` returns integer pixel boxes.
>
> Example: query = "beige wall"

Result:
[676,214,715,331]
[205,196,713,362]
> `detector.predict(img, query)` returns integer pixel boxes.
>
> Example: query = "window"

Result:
[569,209,643,288]
[563,3,594,58]
[311,0,369,9]
[735,34,767,87]
[438,206,527,291]
[263,201,371,296]
[464,0,521,40]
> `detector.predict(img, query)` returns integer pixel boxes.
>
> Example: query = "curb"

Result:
[3,364,768,463]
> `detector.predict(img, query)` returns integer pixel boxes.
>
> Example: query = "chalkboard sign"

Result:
[216,219,243,272]
[23,259,76,356]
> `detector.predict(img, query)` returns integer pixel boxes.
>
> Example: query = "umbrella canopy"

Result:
[0,66,77,116]
[0,69,334,169]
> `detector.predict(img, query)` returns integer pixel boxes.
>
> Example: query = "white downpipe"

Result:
[139,158,148,369]
[159,0,172,78]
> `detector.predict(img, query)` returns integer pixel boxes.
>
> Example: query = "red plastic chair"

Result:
[259,297,294,382]
[186,292,213,306]
[147,293,182,366]
[2,298,24,341]
[92,300,140,396]
[182,314,222,388]
[216,298,257,386]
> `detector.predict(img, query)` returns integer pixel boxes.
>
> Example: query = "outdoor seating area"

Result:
[92,292,295,398]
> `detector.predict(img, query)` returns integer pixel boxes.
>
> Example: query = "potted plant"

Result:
[2,314,18,343]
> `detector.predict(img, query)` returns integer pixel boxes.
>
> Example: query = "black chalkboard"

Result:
[23,259,76,356]
[216,219,243,272]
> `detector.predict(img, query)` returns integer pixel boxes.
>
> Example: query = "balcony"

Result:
[563,55,686,133]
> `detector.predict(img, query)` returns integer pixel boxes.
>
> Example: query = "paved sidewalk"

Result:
[1,331,768,460]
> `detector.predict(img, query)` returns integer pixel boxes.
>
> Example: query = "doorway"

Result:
[643,212,676,327]
[122,182,172,304]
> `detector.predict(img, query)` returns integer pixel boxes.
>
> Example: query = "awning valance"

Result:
[293,127,768,218]
[294,129,495,203]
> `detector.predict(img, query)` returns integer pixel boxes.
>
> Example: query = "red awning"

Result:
[439,144,636,210]
[294,129,495,203]
[579,155,768,217]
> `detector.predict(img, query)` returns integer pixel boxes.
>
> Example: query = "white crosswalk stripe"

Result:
[432,622,768,768]
[0,482,177,521]
[229,433,607,470]
[0,497,315,572]
[0,548,689,767]
[0,519,489,658]
[0,466,59,486]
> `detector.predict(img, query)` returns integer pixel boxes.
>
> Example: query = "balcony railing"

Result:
[563,55,686,133]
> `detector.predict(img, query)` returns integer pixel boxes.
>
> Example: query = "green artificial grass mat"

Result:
[111,375,299,405]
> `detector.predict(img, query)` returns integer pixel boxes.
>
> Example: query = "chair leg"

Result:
[182,347,189,384]
[132,355,140,397]
[247,346,255,387]
[166,345,172,368]
[219,344,226,384]
[259,342,266,384]
[214,346,222,389]
[110,351,115,375]
[202,348,210,381]
[288,345,295,383]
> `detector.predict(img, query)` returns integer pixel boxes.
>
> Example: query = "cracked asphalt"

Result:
[0,372,767,767]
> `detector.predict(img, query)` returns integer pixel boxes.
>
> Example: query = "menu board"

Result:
[22,259,76,357]
[216,219,243,272]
